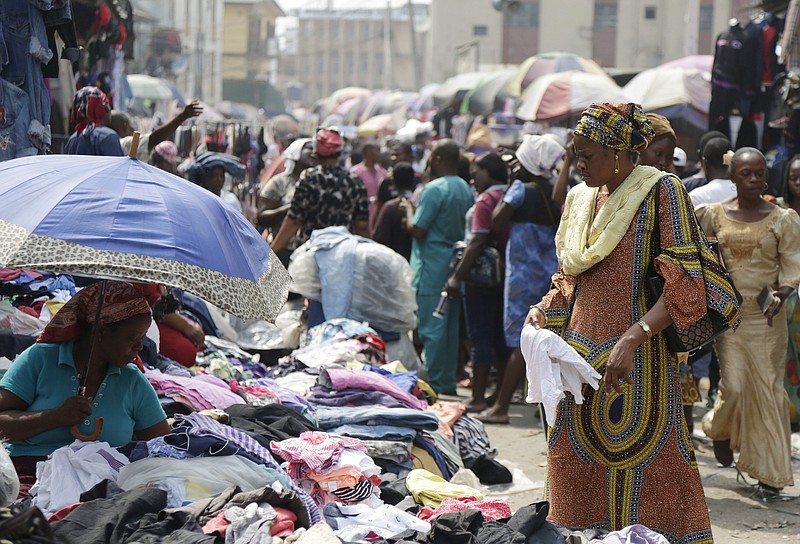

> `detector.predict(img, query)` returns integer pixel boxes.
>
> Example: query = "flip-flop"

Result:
[475,410,510,425]
[464,404,488,414]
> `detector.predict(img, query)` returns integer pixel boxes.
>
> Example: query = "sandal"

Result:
[475,410,510,425]
[465,402,488,414]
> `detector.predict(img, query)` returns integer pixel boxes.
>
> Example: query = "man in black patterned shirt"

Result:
[271,129,370,253]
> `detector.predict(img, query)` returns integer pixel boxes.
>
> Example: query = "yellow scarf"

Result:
[555,165,664,277]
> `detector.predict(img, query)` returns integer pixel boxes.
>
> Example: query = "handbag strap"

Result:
[538,182,558,225]
[648,180,662,277]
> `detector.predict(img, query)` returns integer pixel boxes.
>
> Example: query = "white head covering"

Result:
[516,134,565,178]
[673,146,687,167]
[283,138,312,175]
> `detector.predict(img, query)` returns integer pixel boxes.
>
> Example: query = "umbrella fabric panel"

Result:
[461,69,517,115]
[0,221,289,321]
[0,156,269,281]
[623,68,710,114]
[433,72,487,108]
[516,72,629,121]
[127,74,173,101]
[509,52,609,95]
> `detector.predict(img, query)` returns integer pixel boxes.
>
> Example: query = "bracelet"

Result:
[636,319,653,340]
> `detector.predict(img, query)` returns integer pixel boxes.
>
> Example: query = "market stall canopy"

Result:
[623,66,711,129]
[508,52,609,95]
[461,68,518,116]
[326,87,373,116]
[127,74,174,101]
[0,155,289,321]
[333,97,366,126]
[271,114,301,135]
[659,54,713,72]
[216,101,265,121]
[357,113,402,136]
[433,72,488,108]
[516,71,630,121]
[410,84,439,113]
[359,92,407,124]
[194,100,225,122]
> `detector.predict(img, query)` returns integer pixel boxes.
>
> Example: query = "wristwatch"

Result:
[637,319,653,340]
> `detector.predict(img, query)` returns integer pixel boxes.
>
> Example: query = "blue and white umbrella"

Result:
[0,155,288,321]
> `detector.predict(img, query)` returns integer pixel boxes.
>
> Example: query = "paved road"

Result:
[446,391,800,543]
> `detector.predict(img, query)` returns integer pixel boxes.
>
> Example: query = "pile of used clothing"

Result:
[0,271,671,544]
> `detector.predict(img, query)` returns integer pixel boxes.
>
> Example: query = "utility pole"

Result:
[408,0,421,90]
[684,0,700,57]
[384,0,393,89]
[324,0,332,101]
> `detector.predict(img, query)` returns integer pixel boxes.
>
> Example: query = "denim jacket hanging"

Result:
[0,77,38,160]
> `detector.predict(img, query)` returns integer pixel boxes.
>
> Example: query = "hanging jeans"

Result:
[0,1,52,150]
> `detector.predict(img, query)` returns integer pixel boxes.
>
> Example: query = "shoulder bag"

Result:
[449,191,503,288]
[647,182,742,354]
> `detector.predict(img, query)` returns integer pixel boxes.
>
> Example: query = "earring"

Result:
[614,154,619,174]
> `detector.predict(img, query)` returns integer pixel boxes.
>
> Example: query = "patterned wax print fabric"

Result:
[773,199,800,425]
[537,176,741,544]
[288,164,369,245]
[784,292,800,426]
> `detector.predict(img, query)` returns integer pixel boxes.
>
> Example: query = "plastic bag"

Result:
[288,239,418,333]
[0,301,44,336]
[349,243,417,332]
[236,320,285,351]
[384,332,424,375]
[0,444,19,507]
[274,299,306,350]
[287,244,321,301]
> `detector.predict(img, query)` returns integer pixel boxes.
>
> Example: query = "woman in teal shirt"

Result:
[0,281,169,496]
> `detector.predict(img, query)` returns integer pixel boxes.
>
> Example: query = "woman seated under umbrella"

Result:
[0,281,170,497]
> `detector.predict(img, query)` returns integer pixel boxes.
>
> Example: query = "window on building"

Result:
[507,2,539,28]
[247,17,261,54]
[360,52,369,72]
[330,19,340,38]
[331,51,340,74]
[699,5,713,32]
[345,51,354,73]
[644,6,656,19]
[473,25,488,37]
[375,53,383,78]
[594,4,617,30]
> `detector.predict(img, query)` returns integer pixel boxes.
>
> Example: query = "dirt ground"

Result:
[453,392,800,543]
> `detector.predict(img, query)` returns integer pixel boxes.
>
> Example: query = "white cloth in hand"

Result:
[520,325,602,426]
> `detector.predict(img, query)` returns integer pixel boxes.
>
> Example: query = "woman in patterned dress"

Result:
[527,103,740,543]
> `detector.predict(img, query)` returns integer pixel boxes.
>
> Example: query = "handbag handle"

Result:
[649,181,662,276]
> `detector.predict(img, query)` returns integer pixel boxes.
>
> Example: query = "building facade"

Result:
[501,0,762,68]
[222,0,285,112]
[132,0,225,104]
[281,3,430,105]
[427,0,505,80]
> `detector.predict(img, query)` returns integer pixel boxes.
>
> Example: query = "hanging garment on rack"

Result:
[41,0,81,79]
[709,21,761,132]
[0,1,52,150]
[0,76,38,160]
